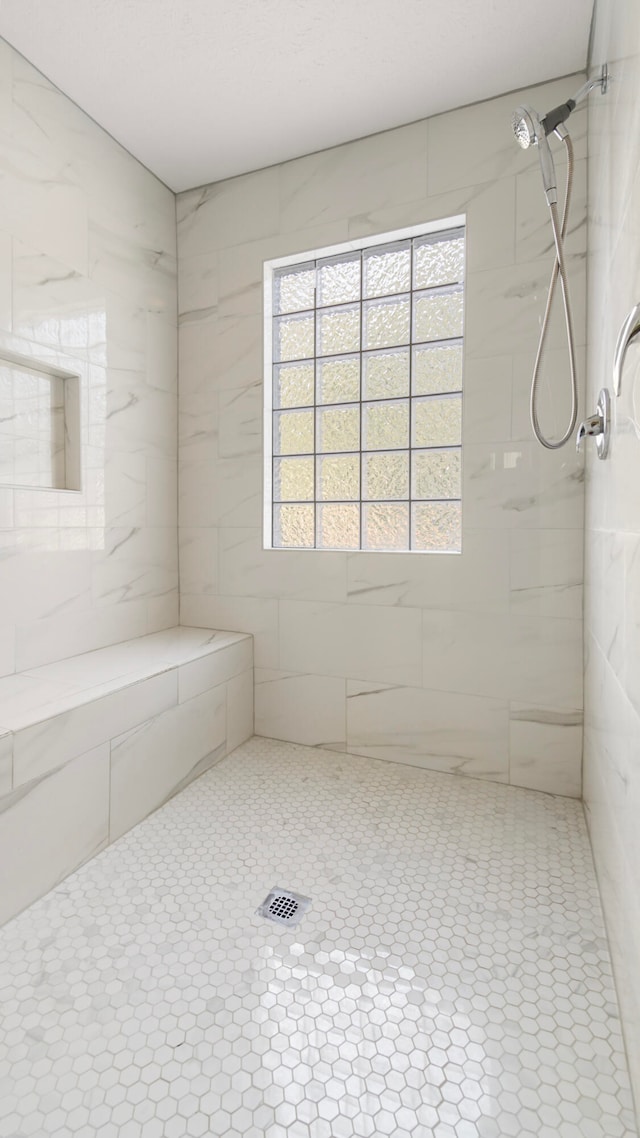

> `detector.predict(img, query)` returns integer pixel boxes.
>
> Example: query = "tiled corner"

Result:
[509,703,583,797]
[346,680,509,782]
[255,669,346,750]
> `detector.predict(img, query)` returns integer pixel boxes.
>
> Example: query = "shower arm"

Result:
[570,67,609,106]
[540,68,608,141]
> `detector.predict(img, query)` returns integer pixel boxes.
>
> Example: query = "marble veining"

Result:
[0,38,178,677]
[0,626,249,734]
[0,626,254,925]
[584,0,640,1116]
[177,73,587,799]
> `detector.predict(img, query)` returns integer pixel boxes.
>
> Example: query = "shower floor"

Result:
[0,738,636,1138]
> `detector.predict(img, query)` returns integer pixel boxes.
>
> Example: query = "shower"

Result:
[512,70,607,449]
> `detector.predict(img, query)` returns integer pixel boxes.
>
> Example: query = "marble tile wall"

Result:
[584,0,640,1116]
[0,627,254,926]
[177,73,587,797]
[0,39,178,671]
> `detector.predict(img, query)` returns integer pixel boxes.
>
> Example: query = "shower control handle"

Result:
[576,388,610,459]
[576,414,603,442]
[613,302,640,396]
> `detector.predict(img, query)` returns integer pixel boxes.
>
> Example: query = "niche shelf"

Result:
[0,349,81,492]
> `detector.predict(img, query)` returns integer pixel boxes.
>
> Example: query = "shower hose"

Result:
[530,133,578,449]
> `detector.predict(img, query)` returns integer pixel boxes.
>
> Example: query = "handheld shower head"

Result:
[512,94,577,149]
[513,70,607,157]
[512,68,609,452]
[512,104,558,204]
[512,105,540,149]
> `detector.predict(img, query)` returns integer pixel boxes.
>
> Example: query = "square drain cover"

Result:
[257,887,311,928]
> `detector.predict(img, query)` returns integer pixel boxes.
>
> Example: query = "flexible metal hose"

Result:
[530,134,578,449]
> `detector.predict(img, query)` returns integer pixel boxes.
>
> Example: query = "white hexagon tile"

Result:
[0,737,637,1138]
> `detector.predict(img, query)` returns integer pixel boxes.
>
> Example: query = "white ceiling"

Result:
[0,0,594,192]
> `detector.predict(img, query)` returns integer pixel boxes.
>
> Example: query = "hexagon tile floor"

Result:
[0,738,637,1138]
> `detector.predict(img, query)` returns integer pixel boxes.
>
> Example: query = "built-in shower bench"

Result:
[0,627,253,926]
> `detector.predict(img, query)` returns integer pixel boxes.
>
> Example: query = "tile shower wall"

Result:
[0,39,178,672]
[585,0,640,1116]
[178,74,587,796]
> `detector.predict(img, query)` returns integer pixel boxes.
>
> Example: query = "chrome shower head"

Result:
[513,71,607,157]
[511,103,558,204]
[512,93,580,151]
[512,105,540,149]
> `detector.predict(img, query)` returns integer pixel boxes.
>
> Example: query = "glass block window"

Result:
[265,221,465,552]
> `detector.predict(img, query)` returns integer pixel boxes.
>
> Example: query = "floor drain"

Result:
[257,887,311,928]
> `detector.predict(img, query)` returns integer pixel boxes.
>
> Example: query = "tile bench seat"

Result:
[0,627,253,926]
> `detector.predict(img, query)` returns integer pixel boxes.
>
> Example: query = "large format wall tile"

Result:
[279,600,423,687]
[14,598,151,673]
[179,527,219,596]
[218,529,347,604]
[255,669,346,750]
[226,668,254,753]
[509,703,583,797]
[465,256,586,361]
[110,686,227,841]
[0,744,110,927]
[516,159,588,264]
[12,671,178,786]
[178,72,587,800]
[181,594,279,669]
[463,441,584,531]
[511,344,588,442]
[0,733,12,795]
[509,528,584,619]
[178,636,252,702]
[0,233,11,330]
[346,681,509,782]
[0,40,178,676]
[346,530,510,613]
[421,610,583,708]
[0,546,92,627]
[584,0,640,1114]
[182,455,263,529]
[0,630,254,925]
[177,167,280,257]
[278,121,428,232]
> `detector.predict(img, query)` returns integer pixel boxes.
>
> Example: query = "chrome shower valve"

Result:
[576,388,610,459]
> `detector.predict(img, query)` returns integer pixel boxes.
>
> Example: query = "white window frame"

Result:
[263,214,466,552]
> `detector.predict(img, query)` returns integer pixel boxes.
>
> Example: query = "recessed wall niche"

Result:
[0,350,81,492]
